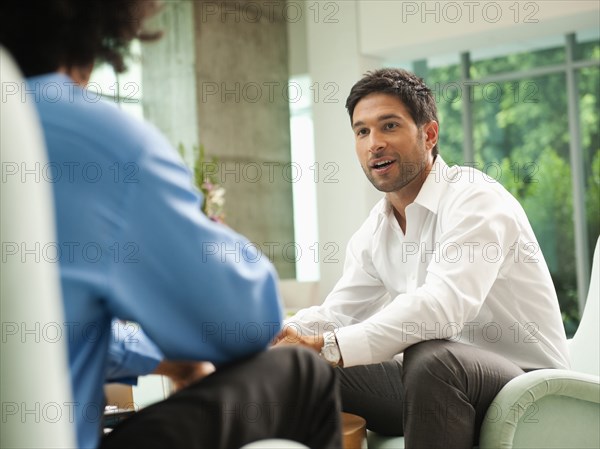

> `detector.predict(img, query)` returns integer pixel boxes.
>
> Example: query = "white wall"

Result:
[305,1,385,300]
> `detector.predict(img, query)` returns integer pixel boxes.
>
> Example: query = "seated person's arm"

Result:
[282,188,547,369]
[106,320,163,384]
[330,190,523,367]
[107,320,214,390]
[108,127,283,364]
[280,219,391,339]
[274,217,389,352]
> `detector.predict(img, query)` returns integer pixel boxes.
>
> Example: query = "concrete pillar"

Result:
[141,1,199,166]
[193,0,295,279]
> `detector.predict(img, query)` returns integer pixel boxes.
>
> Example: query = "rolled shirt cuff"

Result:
[336,324,372,367]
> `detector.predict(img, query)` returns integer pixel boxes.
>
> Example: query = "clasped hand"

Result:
[271,325,324,353]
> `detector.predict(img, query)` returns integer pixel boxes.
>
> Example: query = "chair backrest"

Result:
[568,236,600,376]
[0,47,76,448]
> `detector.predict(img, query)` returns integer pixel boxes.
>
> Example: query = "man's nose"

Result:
[369,130,386,153]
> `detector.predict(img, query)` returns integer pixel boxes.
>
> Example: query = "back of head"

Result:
[345,68,439,156]
[0,0,161,77]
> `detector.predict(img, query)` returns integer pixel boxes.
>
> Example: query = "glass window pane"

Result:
[289,75,319,282]
[579,66,600,284]
[89,40,144,118]
[424,62,464,165]
[89,40,142,103]
[473,73,578,335]
[576,28,600,61]
[118,40,143,101]
[89,63,119,102]
[471,42,565,78]
[120,102,145,121]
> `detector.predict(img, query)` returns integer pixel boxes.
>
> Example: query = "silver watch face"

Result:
[322,343,341,364]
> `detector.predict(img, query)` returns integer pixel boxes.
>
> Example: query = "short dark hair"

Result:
[345,68,439,156]
[0,0,161,77]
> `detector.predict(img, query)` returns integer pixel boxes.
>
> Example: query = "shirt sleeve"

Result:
[336,188,522,366]
[107,128,283,365]
[105,320,163,385]
[288,220,391,356]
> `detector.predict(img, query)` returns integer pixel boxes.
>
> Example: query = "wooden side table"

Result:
[342,412,367,449]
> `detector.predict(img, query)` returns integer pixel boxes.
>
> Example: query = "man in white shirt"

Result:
[274,68,569,448]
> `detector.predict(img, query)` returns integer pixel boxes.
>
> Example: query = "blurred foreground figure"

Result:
[0,2,341,448]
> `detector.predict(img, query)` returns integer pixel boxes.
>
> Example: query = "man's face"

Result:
[352,93,437,193]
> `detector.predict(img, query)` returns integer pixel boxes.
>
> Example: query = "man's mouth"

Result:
[370,159,395,171]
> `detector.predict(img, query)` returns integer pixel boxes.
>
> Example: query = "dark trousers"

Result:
[101,346,342,449]
[337,340,525,449]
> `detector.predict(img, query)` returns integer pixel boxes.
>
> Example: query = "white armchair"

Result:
[478,237,600,449]
[368,237,600,449]
[0,46,76,448]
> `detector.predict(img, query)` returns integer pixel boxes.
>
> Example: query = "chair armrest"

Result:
[479,369,600,449]
[240,440,309,448]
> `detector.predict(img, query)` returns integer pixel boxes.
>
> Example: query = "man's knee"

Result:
[402,340,464,389]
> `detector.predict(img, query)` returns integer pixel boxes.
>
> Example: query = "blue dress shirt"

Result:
[106,320,163,384]
[27,73,283,448]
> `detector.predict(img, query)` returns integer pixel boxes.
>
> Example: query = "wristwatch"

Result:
[320,331,341,366]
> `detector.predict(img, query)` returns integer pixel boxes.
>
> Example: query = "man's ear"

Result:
[422,121,439,152]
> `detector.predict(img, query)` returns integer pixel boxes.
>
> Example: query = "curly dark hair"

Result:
[0,0,161,77]
[346,68,439,157]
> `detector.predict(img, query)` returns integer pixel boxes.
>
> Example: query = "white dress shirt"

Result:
[290,157,570,369]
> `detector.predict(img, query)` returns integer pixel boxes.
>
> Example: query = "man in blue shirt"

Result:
[0,1,341,448]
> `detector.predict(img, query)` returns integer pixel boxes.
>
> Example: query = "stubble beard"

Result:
[364,144,429,193]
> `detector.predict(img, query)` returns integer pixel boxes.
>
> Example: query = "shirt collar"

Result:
[412,155,448,214]
[377,155,449,220]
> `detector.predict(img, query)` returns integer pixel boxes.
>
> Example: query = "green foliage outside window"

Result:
[424,40,600,336]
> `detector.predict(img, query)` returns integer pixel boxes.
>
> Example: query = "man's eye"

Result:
[357,128,368,136]
[384,123,397,130]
